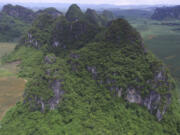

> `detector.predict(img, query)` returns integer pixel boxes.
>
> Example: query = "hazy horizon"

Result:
[0,0,180,6]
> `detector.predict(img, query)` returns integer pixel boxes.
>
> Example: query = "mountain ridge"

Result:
[0,4,180,135]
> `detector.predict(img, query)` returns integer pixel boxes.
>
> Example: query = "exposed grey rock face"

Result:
[85,64,172,121]
[125,88,171,121]
[143,91,161,112]
[36,97,45,112]
[34,80,64,112]
[48,80,64,110]
[53,41,60,47]
[44,55,64,110]
[44,55,56,64]
[87,66,97,77]
[123,66,172,121]
[126,88,142,104]
[25,32,39,48]
[32,55,64,112]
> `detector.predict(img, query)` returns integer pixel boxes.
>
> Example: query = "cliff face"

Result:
[152,6,180,20]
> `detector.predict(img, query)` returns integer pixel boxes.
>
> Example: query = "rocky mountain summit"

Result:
[0,4,113,42]
[0,4,179,135]
[2,4,35,23]
[35,7,63,18]
[152,5,180,20]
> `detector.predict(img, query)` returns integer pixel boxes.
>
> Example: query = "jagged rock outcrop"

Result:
[2,4,35,23]
[24,55,64,112]
[44,55,64,111]
[152,5,180,20]
[22,13,55,48]
[67,18,175,121]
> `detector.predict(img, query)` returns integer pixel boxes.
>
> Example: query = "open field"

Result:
[0,42,16,58]
[129,18,180,82]
[0,42,26,120]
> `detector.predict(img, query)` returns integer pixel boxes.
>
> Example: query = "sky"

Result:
[0,0,180,5]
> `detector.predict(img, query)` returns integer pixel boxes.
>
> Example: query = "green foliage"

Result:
[65,4,85,22]
[105,19,142,45]
[2,4,35,23]
[0,5,180,135]
[36,7,62,17]
[85,9,102,26]
[0,91,180,135]
[2,46,44,78]
[0,13,30,42]
[20,13,55,48]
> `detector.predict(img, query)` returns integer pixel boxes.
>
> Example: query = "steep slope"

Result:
[152,5,180,20]
[35,7,63,18]
[0,4,63,42]
[85,9,114,26]
[0,4,180,135]
[2,4,35,23]
[0,13,30,42]
[85,8,102,26]
[65,4,85,22]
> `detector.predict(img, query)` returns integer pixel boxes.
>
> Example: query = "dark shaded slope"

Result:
[2,4,35,23]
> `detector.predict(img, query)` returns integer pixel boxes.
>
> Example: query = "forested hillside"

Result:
[0,4,179,135]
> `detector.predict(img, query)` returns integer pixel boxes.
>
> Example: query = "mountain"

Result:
[0,4,180,135]
[65,4,85,22]
[35,7,63,18]
[0,12,30,42]
[0,4,35,42]
[2,4,35,23]
[0,4,64,42]
[152,5,180,20]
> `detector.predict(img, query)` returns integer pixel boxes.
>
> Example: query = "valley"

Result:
[0,42,26,120]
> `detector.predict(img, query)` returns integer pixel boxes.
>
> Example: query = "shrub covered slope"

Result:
[0,4,180,135]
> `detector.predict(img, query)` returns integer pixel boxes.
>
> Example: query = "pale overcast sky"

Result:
[1,0,180,5]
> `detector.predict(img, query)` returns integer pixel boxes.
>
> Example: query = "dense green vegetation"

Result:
[0,4,114,42]
[0,45,179,135]
[128,18,180,82]
[0,13,30,42]
[0,4,180,135]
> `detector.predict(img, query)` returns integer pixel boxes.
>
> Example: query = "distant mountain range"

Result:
[0,3,169,12]
[152,5,180,20]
